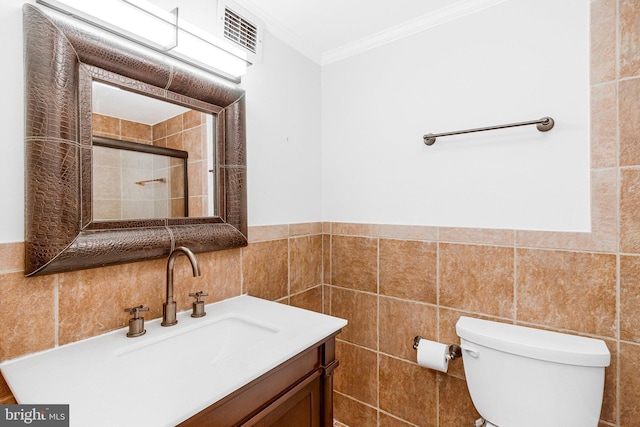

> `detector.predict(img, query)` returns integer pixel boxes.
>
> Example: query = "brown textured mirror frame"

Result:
[23,4,247,276]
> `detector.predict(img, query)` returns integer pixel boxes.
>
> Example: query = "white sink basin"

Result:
[117,314,278,378]
[0,295,347,427]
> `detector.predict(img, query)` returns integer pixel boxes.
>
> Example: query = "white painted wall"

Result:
[321,0,591,231]
[240,31,322,226]
[0,0,26,243]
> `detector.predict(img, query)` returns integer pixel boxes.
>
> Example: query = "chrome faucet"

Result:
[162,246,201,326]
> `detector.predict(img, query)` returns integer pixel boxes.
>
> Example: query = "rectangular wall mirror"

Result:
[23,4,248,276]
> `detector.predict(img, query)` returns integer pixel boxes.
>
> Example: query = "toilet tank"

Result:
[456,317,610,427]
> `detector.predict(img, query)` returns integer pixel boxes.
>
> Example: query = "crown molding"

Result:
[233,0,509,67]
[322,0,509,65]
[230,0,323,64]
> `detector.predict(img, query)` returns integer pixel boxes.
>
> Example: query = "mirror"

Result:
[92,136,190,220]
[91,82,216,219]
[23,4,248,276]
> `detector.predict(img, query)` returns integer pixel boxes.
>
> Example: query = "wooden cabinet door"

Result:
[246,373,321,427]
[178,335,339,427]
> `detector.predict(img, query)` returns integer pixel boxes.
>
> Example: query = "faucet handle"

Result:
[124,305,149,338]
[189,291,208,302]
[189,291,208,318]
[125,305,149,319]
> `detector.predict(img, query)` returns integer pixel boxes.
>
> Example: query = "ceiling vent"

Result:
[217,0,263,63]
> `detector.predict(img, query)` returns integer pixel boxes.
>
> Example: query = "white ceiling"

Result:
[232,0,508,64]
[92,82,189,125]
[238,0,453,52]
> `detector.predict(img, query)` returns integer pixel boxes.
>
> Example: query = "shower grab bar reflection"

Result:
[423,116,554,146]
[135,177,166,186]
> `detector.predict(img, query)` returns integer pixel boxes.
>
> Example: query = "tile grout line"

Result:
[54,274,60,348]
[614,0,621,424]
[376,231,381,424]
[239,246,244,295]
[435,230,441,427]
[513,237,518,323]
[287,224,291,301]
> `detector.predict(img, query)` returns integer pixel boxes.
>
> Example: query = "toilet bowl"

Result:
[456,317,610,427]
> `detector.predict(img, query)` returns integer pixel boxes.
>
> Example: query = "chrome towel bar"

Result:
[423,116,554,146]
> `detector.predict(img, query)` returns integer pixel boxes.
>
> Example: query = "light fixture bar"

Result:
[174,20,253,67]
[121,0,179,51]
[121,0,251,66]
[35,0,250,82]
[35,0,176,53]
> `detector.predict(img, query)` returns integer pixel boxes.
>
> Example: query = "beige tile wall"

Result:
[93,113,166,219]
[93,113,153,144]
[326,223,624,427]
[152,109,210,217]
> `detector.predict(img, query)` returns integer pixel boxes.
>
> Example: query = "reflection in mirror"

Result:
[91,82,216,218]
[93,137,188,220]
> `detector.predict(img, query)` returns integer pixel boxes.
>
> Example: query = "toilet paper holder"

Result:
[413,336,462,361]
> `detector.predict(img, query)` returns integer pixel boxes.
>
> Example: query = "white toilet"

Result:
[455,316,610,427]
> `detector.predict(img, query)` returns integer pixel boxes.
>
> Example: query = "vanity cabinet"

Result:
[0,295,346,427]
[179,333,340,427]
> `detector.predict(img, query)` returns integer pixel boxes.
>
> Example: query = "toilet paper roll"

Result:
[416,338,449,372]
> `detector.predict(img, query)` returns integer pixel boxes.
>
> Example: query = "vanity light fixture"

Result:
[36,0,249,82]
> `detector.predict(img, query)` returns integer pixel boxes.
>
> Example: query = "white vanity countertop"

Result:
[0,295,347,427]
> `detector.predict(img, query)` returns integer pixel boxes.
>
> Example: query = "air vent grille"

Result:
[223,7,258,54]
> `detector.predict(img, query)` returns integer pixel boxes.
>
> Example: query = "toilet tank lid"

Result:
[455,317,610,367]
